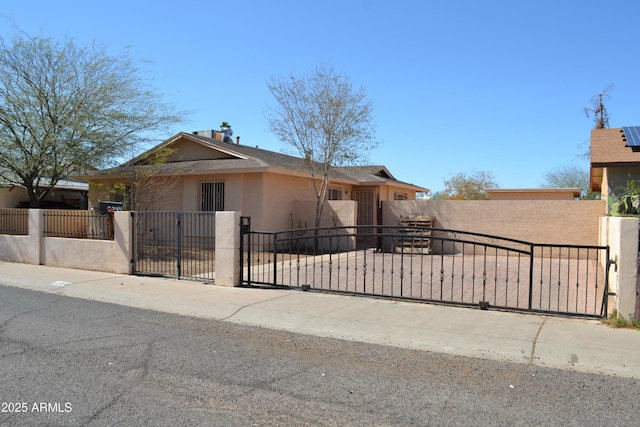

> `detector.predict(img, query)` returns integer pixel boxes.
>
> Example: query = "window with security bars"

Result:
[394,192,408,200]
[327,187,342,200]
[199,180,225,211]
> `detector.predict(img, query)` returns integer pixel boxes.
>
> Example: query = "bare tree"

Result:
[442,171,498,200]
[0,29,185,207]
[542,164,598,200]
[266,63,378,228]
[90,146,182,211]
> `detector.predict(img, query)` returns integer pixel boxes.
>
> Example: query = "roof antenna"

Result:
[584,86,613,129]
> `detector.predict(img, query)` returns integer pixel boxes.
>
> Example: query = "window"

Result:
[394,192,408,200]
[328,187,343,200]
[199,180,225,211]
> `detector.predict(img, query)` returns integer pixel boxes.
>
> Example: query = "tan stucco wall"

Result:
[239,173,263,223]
[0,234,31,263]
[42,238,118,271]
[383,200,604,246]
[600,216,639,318]
[259,173,318,231]
[293,200,357,229]
[377,184,418,201]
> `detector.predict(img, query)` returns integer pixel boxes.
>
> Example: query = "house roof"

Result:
[85,132,428,191]
[590,127,640,167]
[1,178,88,192]
[335,165,426,190]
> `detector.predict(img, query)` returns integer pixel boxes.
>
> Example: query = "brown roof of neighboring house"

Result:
[590,127,640,167]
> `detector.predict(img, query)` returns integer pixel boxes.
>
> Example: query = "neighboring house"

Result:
[0,178,89,209]
[82,130,428,230]
[590,126,640,211]
[486,188,580,200]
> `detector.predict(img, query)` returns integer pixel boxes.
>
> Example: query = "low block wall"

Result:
[0,210,131,274]
[0,235,33,264]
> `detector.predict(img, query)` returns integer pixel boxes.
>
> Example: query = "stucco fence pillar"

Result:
[215,211,241,286]
[601,216,639,320]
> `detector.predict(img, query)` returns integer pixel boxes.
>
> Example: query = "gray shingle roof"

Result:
[84,132,427,190]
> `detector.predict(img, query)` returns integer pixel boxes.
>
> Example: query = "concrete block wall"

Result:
[600,217,639,320]
[0,210,132,274]
[383,200,603,246]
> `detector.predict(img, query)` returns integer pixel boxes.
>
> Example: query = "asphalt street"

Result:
[1,285,639,426]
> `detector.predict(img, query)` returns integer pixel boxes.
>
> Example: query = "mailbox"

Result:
[97,201,123,214]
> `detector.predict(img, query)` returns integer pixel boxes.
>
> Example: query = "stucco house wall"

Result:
[292,200,357,229]
[0,187,27,209]
[604,166,637,203]
[260,173,318,231]
[1,182,88,209]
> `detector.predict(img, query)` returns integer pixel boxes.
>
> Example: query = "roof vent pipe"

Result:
[236,136,240,145]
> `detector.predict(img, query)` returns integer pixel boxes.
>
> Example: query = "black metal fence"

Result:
[43,210,114,240]
[241,222,611,318]
[132,211,215,281]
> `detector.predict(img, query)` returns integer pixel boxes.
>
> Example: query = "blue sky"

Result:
[3,0,639,192]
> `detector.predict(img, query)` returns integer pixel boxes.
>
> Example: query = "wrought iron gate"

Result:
[132,211,216,281]
[240,219,611,318]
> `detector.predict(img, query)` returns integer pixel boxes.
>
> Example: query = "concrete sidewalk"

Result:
[1,262,638,379]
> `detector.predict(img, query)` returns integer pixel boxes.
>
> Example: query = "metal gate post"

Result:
[603,246,611,318]
[131,211,136,273]
[273,232,278,286]
[240,217,251,285]
[176,212,182,280]
[528,243,535,310]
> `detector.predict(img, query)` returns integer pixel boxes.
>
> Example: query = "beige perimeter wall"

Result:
[383,200,604,245]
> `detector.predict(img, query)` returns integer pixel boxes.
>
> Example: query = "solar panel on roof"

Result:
[621,126,640,147]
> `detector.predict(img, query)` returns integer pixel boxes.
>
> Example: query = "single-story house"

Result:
[590,126,640,211]
[82,129,428,230]
[0,178,89,209]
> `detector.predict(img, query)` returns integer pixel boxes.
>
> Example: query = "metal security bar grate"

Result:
[199,180,225,211]
[132,211,216,281]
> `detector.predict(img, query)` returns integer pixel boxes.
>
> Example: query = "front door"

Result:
[352,190,375,226]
